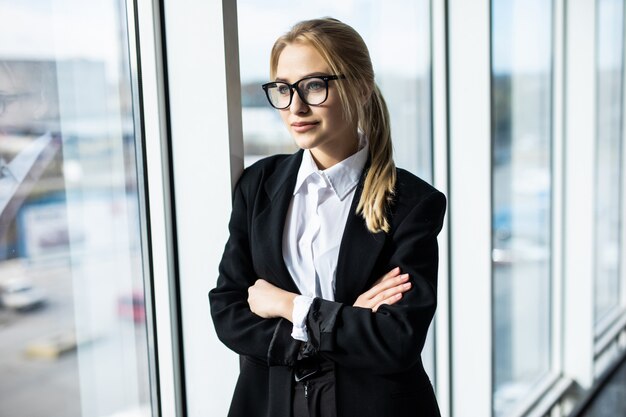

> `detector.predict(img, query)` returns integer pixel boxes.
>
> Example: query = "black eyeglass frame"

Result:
[261,74,346,110]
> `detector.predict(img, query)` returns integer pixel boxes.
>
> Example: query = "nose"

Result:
[289,88,309,115]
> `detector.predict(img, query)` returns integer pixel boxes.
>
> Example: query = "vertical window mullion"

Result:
[432,0,452,415]
[448,0,493,416]
[551,0,566,380]
[563,0,597,390]
[135,0,184,415]
[621,0,626,312]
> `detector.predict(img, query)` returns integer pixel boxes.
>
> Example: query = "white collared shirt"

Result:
[282,133,369,341]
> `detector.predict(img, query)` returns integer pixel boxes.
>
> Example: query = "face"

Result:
[274,43,358,166]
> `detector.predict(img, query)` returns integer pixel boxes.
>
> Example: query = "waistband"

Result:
[293,355,334,383]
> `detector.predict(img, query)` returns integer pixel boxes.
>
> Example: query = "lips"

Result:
[291,121,319,133]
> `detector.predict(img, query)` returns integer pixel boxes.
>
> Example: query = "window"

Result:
[0,1,152,416]
[491,0,554,414]
[594,0,624,330]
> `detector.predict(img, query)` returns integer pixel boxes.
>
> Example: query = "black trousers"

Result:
[292,360,337,417]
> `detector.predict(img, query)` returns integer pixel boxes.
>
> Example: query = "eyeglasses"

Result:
[261,75,345,110]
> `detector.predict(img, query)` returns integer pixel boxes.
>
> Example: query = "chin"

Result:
[292,135,320,150]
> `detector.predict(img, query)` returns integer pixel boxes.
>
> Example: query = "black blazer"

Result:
[209,149,446,417]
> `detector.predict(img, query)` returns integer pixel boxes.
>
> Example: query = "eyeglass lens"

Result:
[265,77,328,109]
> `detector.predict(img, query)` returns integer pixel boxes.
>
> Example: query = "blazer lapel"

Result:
[252,150,303,294]
[335,161,387,303]
[252,151,386,301]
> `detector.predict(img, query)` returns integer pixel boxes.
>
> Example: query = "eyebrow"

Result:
[274,72,330,82]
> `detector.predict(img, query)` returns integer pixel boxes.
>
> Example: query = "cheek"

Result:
[278,111,290,128]
[321,99,348,128]
[320,108,346,131]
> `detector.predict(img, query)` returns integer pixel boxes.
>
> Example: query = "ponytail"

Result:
[356,84,396,233]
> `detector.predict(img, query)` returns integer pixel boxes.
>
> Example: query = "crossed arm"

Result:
[209,175,446,373]
[247,266,412,321]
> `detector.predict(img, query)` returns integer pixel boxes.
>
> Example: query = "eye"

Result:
[276,84,291,95]
[303,79,324,92]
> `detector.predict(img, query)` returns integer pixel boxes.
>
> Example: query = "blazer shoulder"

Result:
[388,168,447,233]
[394,167,446,208]
[241,153,292,179]
[235,153,292,192]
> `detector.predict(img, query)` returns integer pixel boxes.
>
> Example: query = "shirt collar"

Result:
[293,132,369,201]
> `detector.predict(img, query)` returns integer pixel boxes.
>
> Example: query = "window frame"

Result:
[157,0,244,415]
[448,1,493,416]
[432,0,452,415]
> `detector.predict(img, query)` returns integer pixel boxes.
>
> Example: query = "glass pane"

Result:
[594,0,624,327]
[491,0,553,415]
[238,0,435,377]
[238,0,432,182]
[0,1,152,417]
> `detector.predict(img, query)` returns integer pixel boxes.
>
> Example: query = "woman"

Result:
[209,18,446,417]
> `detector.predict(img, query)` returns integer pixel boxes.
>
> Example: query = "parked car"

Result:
[0,279,47,311]
[117,290,146,323]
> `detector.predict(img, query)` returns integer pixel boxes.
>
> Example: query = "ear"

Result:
[360,83,373,106]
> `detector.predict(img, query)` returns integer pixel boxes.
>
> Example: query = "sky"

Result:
[237,0,430,81]
[0,0,125,80]
[0,0,622,81]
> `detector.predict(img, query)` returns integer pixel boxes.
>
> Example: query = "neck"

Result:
[310,133,360,170]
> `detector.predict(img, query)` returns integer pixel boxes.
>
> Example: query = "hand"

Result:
[353,267,411,312]
[248,279,296,321]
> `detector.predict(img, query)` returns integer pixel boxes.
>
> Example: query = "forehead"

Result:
[275,43,331,81]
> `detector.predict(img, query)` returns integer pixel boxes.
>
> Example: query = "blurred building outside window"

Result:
[491,0,554,415]
[0,1,152,417]
[594,0,624,331]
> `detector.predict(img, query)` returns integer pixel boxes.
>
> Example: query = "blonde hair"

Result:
[270,18,396,233]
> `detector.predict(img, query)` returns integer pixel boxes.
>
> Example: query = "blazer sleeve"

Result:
[303,190,447,375]
[208,174,301,366]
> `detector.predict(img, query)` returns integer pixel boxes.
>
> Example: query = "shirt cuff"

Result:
[291,295,314,342]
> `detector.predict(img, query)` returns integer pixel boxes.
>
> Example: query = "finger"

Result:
[372,292,404,312]
[372,281,411,304]
[372,267,402,287]
[381,266,402,281]
[364,275,409,299]
[364,273,409,299]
